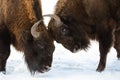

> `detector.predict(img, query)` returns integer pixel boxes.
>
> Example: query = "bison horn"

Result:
[43,14,62,26]
[31,20,43,38]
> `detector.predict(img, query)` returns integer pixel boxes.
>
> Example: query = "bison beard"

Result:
[0,0,55,74]
[46,0,120,72]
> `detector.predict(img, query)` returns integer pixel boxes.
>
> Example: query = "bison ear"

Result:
[43,14,62,27]
[31,20,43,38]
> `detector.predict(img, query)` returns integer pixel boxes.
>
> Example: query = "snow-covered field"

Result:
[0,0,120,80]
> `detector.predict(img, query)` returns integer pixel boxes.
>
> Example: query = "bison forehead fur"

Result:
[47,0,120,72]
[0,0,55,74]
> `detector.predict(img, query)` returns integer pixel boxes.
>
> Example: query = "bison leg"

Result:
[114,30,120,59]
[96,22,114,72]
[0,31,10,73]
[97,44,108,72]
[97,35,113,72]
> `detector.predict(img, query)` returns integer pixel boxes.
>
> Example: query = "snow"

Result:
[0,0,120,80]
[0,41,120,80]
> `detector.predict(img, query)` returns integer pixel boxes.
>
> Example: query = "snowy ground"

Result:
[0,0,120,80]
[0,41,120,80]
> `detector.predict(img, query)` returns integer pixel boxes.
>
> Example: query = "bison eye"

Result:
[61,27,69,35]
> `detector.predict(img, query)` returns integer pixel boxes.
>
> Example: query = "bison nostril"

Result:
[73,45,79,53]
[39,66,51,73]
[45,66,51,71]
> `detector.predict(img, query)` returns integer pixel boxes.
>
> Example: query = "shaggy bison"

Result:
[45,0,120,72]
[0,0,55,74]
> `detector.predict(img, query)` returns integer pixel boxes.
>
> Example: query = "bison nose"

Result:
[40,66,51,73]
[73,45,80,53]
[45,66,51,71]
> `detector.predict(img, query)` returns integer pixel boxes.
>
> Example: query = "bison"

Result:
[0,0,55,74]
[45,0,120,72]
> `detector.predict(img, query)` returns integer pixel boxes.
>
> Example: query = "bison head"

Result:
[24,20,55,74]
[45,14,90,53]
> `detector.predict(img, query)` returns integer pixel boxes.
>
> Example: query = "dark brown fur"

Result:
[48,0,120,72]
[0,0,55,74]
